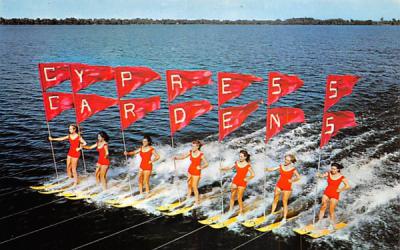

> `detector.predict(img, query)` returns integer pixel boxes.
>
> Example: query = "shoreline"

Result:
[1,17,400,25]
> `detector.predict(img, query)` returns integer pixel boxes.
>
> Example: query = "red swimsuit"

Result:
[188,150,203,176]
[324,173,344,200]
[97,143,109,166]
[67,135,81,158]
[276,165,296,191]
[232,162,250,187]
[140,147,154,171]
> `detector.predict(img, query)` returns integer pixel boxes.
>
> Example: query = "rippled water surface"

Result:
[0,25,399,249]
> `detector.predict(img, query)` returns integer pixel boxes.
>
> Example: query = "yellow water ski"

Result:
[241,210,282,228]
[210,216,238,229]
[307,222,347,238]
[164,206,194,216]
[66,192,99,200]
[57,191,77,197]
[242,216,267,228]
[104,194,132,205]
[156,201,182,212]
[30,178,68,190]
[38,187,70,194]
[198,215,221,225]
[30,183,60,190]
[293,224,315,235]
[111,197,137,208]
[256,215,299,232]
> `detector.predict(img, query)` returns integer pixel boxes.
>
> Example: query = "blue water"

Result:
[0,25,399,249]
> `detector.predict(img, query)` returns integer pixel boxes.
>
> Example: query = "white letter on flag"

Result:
[124,103,136,119]
[324,116,334,134]
[44,67,56,81]
[74,70,84,83]
[222,78,232,94]
[48,96,59,110]
[328,81,338,99]
[121,72,132,87]
[272,77,281,95]
[80,99,92,113]
[171,74,182,90]
[269,113,280,129]
[222,111,233,129]
[174,108,186,124]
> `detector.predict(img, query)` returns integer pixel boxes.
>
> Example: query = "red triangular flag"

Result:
[115,66,161,98]
[119,96,161,130]
[74,94,118,124]
[70,64,115,92]
[265,107,305,142]
[166,70,212,102]
[320,111,357,148]
[38,63,71,91]
[218,100,261,141]
[43,92,74,121]
[324,75,360,112]
[169,100,213,136]
[267,72,303,106]
[218,72,263,106]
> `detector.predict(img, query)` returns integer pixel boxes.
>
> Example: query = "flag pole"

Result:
[312,147,322,225]
[168,101,182,204]
[219,141,224,215]
[45,121,59,180]
[121,127,134,197]
[117,98,135,197]
[263,141,267,217]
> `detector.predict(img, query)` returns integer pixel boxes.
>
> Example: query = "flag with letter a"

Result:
[74,94,117,124]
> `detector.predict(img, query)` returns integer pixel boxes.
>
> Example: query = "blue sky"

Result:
[1,0,399,20]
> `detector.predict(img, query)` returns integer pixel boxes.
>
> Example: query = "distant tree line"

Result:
[1,17,399,25]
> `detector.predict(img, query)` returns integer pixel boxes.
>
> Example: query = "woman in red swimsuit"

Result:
[318,162,350,226]
[49,124,86,187]
[84,131,110,190]
[174,140,208,205]
[266,154,301,223]
[221,150,255,215]
[125,135,160,196]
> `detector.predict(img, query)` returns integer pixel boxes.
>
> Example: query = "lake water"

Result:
[0,25,399,249]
